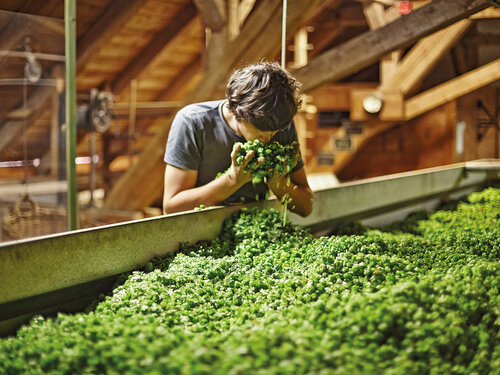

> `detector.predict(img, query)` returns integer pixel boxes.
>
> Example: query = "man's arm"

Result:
[266,166,314,217]
[163,145,261,214]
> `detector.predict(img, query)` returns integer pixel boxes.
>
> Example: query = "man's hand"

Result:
[227,143,264,185]
[267,142,300,188]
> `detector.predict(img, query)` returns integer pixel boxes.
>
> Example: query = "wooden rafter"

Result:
[470,6,500,18]
[378,19,473,96]
[350,17,474,121]
[0,0,143,155]
[294,0,491,93]
[94,55,203,204]
[333,122,396,175]
[110,2,198,95]
[228,0,239,41]
[238,0,257,29]
[237,0,322,65]
[405,58,500,120]
[104,0,322,210]
[0,3,63,68]
[123,55,203,150]
[0,10,64,128]
[0,84,54,154]
[77,0,143,71]
[464,32,500,45]
[192,0,226,31]
[227,0,257,41]
[362,1,400,83]
[187,0,285,102]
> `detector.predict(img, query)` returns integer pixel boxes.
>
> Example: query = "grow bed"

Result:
[0,188,499,374]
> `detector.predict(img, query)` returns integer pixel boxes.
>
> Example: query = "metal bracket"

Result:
[476,100,499,142]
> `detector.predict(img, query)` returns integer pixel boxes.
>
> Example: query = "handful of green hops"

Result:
[235,139,297,185]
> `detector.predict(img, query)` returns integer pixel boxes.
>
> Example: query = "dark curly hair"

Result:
[226,62,302,131]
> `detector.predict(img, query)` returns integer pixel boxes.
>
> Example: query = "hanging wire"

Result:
[22,77,29,195]
[281,0,287,69]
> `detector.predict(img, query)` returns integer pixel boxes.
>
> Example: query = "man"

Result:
[163,62,313,217]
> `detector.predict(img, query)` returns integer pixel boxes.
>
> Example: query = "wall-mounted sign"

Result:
[316,152,334,165]
[333,136,353,151]
[318,111,350,128]
[341,119,363,135]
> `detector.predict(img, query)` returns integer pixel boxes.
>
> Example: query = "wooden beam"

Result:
[362,1,386,30]
[187,0,284,102]
[463,32,500,45]
[451,42,468,75]
[0,11,64,127]
[470,6,500,18]
[0,85,54,153]
[237,0,322,67]
[291,27,310,69]
[0,1,143,154]
[294,0,491,93]
[362,1,400,84]
[104,0,322,210]
[405,58,500,120]
[309,26,345,57]
[333,122,396,175]
[77,0,143,71]
[379,19,473,95]
[99,56,202,202]
[238,0,256,28]
[192,0,226,31]
[0,8,64,65]
[228,0,239,41]
[110,2,198,94]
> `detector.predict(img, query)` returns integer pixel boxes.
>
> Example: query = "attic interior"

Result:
[0,0,499,241]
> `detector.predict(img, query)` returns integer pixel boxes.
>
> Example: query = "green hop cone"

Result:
[235,140,297,185]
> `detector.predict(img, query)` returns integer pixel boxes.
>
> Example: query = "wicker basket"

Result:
[3,194,71,239]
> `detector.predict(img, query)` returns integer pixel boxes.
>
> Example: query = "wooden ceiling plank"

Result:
[238,0,322,66]
[184,0,284,102]
[294,0,491,93]
[307,0,343,23]
[77,0,143,71]
[405,58,500,120]
[0,1,143,154]
[0,84,54,153]
[104,0,322,210]
[76,55,203,197]
[0,11,64,74]
[110,2,198,95]
[379,19,473,96]
[192,0,226,31]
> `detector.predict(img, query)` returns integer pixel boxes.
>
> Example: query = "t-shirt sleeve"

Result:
[282,121,304,173]
[164,109,202,170]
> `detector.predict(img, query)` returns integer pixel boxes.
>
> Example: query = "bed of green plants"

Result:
[1,188,499,374]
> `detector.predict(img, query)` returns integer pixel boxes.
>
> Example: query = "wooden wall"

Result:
[303,84,500,181]
[337,102,456,180]
[455,86,499,162]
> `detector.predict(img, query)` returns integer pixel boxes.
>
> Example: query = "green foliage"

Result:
[235,139,297,185]
[1,188,499,374]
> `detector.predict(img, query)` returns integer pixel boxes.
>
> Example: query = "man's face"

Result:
[237,121,277,143]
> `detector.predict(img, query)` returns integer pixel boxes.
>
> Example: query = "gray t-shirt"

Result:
[164,100,303,204]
